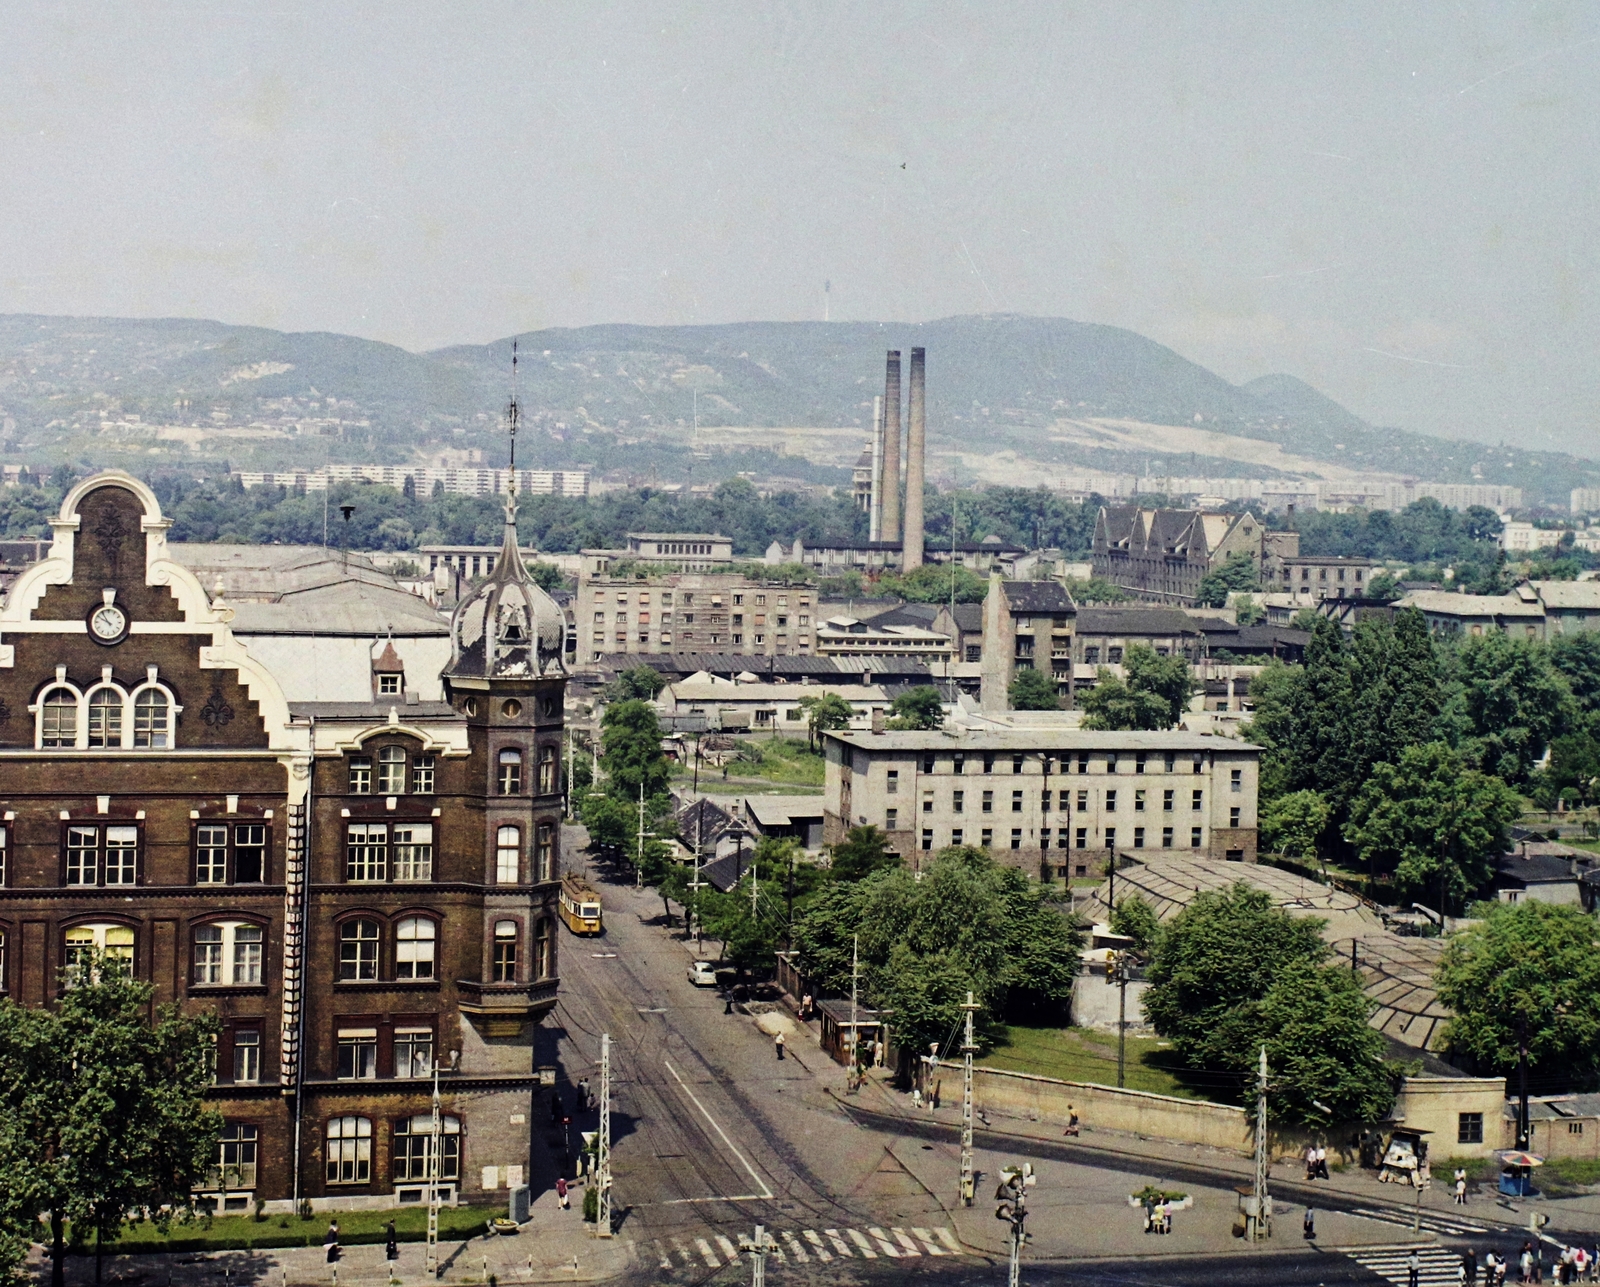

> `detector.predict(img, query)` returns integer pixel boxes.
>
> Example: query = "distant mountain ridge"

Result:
[0,312,1588,503]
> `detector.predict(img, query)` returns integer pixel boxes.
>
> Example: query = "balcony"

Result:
[458,977,558,1036]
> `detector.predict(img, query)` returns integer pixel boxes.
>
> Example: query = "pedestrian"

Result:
[1466,1249,1479,1287]
[911,1087,923,1111]
[1409,1250,1423,1287]
[1142,1201,1153,1235]
[775,1031,786,1060]
[801,993,814,1020]
[1304,1207,1316,1241]
[549,1091,563,1125]
[324,1220,341,1264]
[1487,1252,1500,1287]
[1064,1107,1081,1137]
[385,1220,399,1263]
[577,1077,590,1111]
[1305,1144,1318,1180]
[1160,1200,1172,1235]
[1522,1244,1535,1284]
[1456,1167,1469,1205]
[1316,1144,1329,1179]
[556,1176,570,1210]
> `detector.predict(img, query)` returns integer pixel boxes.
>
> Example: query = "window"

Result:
[953,753,965,774]
[1193,755,1204,775]
[496,826,520,883]
[1010,829,1022,850]
[1163,789,1174,812]
[349,757,372,794]
[1135,789,1146,812]
[952,790,965,814]
[539,745,557,793]
[535,918,553,979]
[1162,827,1174,848]
[346,823,388,881]
[412,755,436,794]
[1135,753,1146,774]
[922,791,934,814]
[1230,768,1243,793]
[982,754,995,774]
[66,824,138,887]
[88,687,123,747]
[234,824,265,883]
[1041,790,1051,813]
[395,917,436,979]
[1230,807,1241,828]
[1012,790,1023,813]
[1105,790,1117,812]
[326,1117,372,1184]
[0,826,5,886]
[64,923,134,986]
[1012,755,1024,774]
[214,1124,259,1189]
[338,920,380,980]
[886,808,898,830]
[536,823,555,882]
[232,1030,261,1084]
[921,828,933,851]
[498,748,523,794]
[1191,827,1203,848]
[1458,1112,1484,1145]
[392,823,434,881]
[1076,753,1089,775]
[233,924,263,983]
[196,824,264,884]
[1134,827,1145,849]
[393,1115,460,1181]
[194,925,224,984]
[377,746,406,794]
[493,920,519,982]
[886,770,899,794]
[951,828,963,847]
[1164,754,1176,772]
[337,1029,378,1079]
[981,828,992,846]
[1105,827,1116,849]
[378,672,401,695]
[194,922,262,985]
[1571,1122,1585,1136]
[982,790,994,813]
[1107,754,1118,773]
[922,754,935,773]
[1075,828,1087,849]
[132,689,170,748]
[395,1028,434,1078]
[41,688,77,747]
[1076,789,1088,811]
[105,826,137,884]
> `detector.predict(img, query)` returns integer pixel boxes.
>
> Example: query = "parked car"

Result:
[688,959,719,987]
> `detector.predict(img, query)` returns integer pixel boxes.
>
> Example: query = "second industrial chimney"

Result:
[902,346,926,569]
[881,351,902,543]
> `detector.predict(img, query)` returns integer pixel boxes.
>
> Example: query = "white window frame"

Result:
[193,920,264,987]
[326,1116,373,1183]
[394,917,437,980]
[337,1028,379,1080]
[32,668,181,750]
[64,922,134,986]
[394,1027,434,1079]
[393,1114,460,1181]
[232,1029,261,1084]
[346,823,388,882]
[376,746,407,795]
[391,823,434,881]
[496,826,520,884]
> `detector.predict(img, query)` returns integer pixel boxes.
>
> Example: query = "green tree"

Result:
[0,956,221,1287]
[1109,894,1159,956]
[1062,576,1127,604]
[1444,632,1574,782]
[605,665,665,702]
[797,692,854,750]
[1435,901,1600,1089]
[829,825,899,882]
[1196,551,1259,608]
[1343,742,1521,907]
[599,699,670,800]
[1125,644,1196,726]
[579,792,633,855]
[1233,594,1265,626]
[1008,666,1060,711]
[1365,572,1404,602]
[1260,790,1331,864]
[887,686,944,730]
[1550,632,1600,715]
[1079,644,1194,731]
[879,563,988,604]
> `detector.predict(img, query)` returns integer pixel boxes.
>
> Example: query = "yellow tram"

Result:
[559,874,603,935]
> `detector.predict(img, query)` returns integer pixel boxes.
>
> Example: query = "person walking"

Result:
[1305,1145,1318,1180]
[1409,1250,1423,1287]
[911,1087,923,1111]
[324,1220,341,1264]
[1465,1249,1478,1287]
[801,993,814,1020]
[556,1176,570,1210]
[384,1220,399,1264]
[577,1077,590,1111]
[1316,1144,1329,1179]
[1522,1243,1535,1284]
[775,1031,786,1060]
[1304,1207,1316,1241]
[1456,1167,1469,1205]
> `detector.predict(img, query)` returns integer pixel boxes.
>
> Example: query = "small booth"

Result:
[1377,1127,1432,1187]
[816,999,888,1068]
[1497,1149,1543,1197]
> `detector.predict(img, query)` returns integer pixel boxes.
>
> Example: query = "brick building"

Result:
[0,471,566,1212]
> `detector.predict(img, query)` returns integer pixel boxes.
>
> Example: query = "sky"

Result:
[2,2,1597,452]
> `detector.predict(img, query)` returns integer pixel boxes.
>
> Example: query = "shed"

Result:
[816,999,889,1068]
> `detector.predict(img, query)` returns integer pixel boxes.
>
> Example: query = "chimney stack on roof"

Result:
[881,351,902,543]
[903,346,927,570]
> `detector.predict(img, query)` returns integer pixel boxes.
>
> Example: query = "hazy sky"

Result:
[3,3,1597,452]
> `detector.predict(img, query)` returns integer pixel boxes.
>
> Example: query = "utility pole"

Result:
[564,731,574,818]
[749,1225,769,1287]
[1251,1045,1271,1242]
[690,829,704,948]
[425,1057,442,1277]
[636,783,645,890]
[595,1034,612,1238]
[1108,951,1131,1088]
[750,851,759,917]
[847,934,860,1092]
[994,1164,1032,1287]
[960,990,978,1206]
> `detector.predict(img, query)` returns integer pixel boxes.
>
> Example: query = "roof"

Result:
[1494,848,1582,886]
[743,795,826,827]
[815,999,886,1025]
[628,532,728,542]
[676,796,736,845]
[1530,580,1600,610]
[942,603,984,633]
[827,729,1259,753]
[1397,591,1545,618]
[699,851,745,893]
[169,543,398,601]
[288,700,459,720]
[1076,607,1203,636]
[1516,1094,1600,1122]
[665,679,888,703]
[1002,581,1077,613]
[227,580,450,636]
[601,652,934,681]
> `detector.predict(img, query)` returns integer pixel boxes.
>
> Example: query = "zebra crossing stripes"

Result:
[1348,1206,1494,1237]
[1346,1245,1469,1287]
[652,1225,966,1272]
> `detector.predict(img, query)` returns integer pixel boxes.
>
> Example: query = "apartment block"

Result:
[575,572,816,665]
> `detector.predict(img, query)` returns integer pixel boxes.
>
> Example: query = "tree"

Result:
[1365,572,1404,602]
[1233,594,1265,625]
[1550,632,1600,714]
[1260,790,1331,864]
[1196,551,1259,608]
[878,563,988,604]
[828,825,899,882]
[887,686,944,730]
[599,699,671,800]
[1109,894,1159,955]
[1343,741,1521,908]
[1062,576,1127,604]
[1008,667,1059,711]
[579,793,633,854]
[1435,901,1600,1089]
[0,957,220,1287]
[1079,644,1194,731]
[797,692,853,750]
[605,665,666,702]
[1444,632,1574,782]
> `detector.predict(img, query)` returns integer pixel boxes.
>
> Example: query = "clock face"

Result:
[89,604,128,644]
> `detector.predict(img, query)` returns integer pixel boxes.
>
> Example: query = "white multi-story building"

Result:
[1500,521,1564,554]
[232,465,589,499]
[824,728,1260,880]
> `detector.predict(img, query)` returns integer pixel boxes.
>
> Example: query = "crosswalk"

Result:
[1348,1206,1494,1237]
[1346,1245,1469,1287]
[650,1224,966,1272]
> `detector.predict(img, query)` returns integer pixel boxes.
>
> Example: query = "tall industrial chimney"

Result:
[868,394,884,542]
[903,346,926,570]
[881,351,902,543]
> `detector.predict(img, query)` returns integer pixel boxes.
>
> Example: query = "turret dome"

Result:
[446,499,565,680]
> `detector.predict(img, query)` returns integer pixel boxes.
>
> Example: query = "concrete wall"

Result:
[1070,973,1152,1035]
[1388,1076,1508,1160]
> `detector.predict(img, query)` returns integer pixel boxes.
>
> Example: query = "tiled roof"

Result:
[1002,581,1077,613]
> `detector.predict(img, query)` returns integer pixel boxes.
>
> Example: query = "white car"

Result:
[687,960,718,987]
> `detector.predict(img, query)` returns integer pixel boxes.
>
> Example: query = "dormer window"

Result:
[378,673,401,696]
[371,641,405,699]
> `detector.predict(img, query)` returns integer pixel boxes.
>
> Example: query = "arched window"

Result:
[535,918,553,981]
[538,745,557,793]
[497,748,522,795]
[395,917,436,980]
[376,746,406,795]
[40,688,78,748]
[338,919,380,981]
[393,1114,460,1181]
[536,823,555,882]
[492,920,518,983]
[193,922,263,986]
[87,687,124,748]
[496,826,520,884]
[64,923,134,987]
[325,1116,372,1184]
[132,688,170,748]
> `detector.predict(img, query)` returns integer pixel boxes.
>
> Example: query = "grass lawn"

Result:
[977,1024,1231,1102]
[90,1205,501,1255]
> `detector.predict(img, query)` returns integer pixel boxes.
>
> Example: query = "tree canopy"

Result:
[1080,644,1194,731]
[605,665,666,702]
[797,692,854,749]
[1260,790,1331,864]
[877,563,988,604]
[1007,667,1060,711]
[599,699,671,800]
[887,686,945,730]
[1196,551,1260,608]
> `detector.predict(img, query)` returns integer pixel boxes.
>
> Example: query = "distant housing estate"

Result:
[231,464,590,498]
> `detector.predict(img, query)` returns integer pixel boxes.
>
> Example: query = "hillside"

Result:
[0,312,1590,503]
